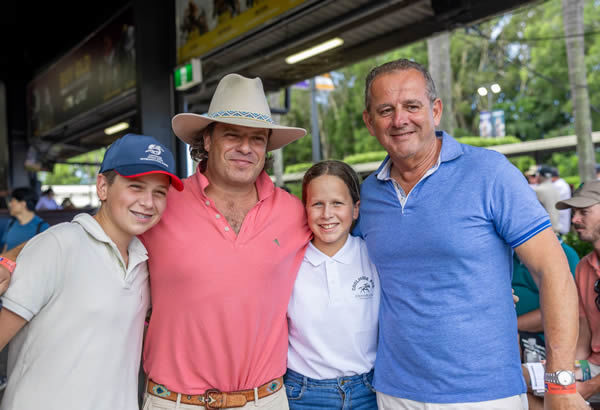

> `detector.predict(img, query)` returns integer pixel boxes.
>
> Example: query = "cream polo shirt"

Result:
[287,235,380,379]
[0,213,150,410]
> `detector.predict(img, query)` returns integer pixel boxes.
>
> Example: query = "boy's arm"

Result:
[0,308,27,350]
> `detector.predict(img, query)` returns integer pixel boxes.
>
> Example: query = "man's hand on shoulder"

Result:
[0,265,10,295]
[544,392,590,409]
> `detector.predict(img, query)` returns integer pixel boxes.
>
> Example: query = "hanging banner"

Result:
[176,0,306,64]
[27,8,135,137]
[491,109,506,137]
[479,110,506,138]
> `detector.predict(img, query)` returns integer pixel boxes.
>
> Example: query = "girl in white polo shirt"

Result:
[285,160,379,409]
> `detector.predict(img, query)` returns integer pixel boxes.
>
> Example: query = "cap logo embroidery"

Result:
[141,144,168,167]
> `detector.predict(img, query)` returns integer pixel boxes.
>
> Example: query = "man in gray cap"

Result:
[556,180,600,404]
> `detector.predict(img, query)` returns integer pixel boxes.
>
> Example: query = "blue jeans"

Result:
[284,368,378,410]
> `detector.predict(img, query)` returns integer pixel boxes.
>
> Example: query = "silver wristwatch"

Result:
[544,370,576,386]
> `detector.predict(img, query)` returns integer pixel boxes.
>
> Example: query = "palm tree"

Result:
[428,32,455,134]
[562,0,595,182]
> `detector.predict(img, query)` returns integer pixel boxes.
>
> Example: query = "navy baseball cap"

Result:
[99,133,184,191]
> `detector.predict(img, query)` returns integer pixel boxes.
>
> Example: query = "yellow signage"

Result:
[176,0,306,64]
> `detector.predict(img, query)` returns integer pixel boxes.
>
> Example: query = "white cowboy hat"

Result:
[172,74,306,151]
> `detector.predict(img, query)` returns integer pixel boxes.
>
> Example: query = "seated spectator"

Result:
[60,197,76,210]
[0,187,51,392]
[35,187,61,211]
[2,187,49,252]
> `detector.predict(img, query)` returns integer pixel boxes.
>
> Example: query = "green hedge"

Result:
[456,136,520,147]
[284,136,520,173]
[343,151,388,164]
[284,162,314,174]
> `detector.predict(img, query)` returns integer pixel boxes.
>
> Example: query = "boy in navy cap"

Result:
[0,134,183,410]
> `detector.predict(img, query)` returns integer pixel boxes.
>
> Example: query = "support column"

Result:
[134,0,185,177]
[0,82,9,192]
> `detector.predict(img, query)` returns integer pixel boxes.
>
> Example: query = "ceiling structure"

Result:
[1,0,543,165]
[184,0,543,112]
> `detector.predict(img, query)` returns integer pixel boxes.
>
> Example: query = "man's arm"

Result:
[0,308,27,350]
[515,228,587,409]
[0,241,28,294]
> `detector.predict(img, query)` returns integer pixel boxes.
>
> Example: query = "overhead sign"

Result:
[27,8,135,137]
[176,0,306,64]
[293,74,335,91]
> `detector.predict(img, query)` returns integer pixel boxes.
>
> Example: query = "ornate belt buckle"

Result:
[203,389,224,409]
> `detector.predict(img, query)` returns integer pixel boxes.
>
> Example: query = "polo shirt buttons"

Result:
[215,214,221,219]
[205,200,210,206]
[224,227,230,232]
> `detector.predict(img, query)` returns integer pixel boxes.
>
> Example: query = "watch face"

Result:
[557,371,574,385]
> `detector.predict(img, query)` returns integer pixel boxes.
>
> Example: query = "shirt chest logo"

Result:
[352,276,375,299]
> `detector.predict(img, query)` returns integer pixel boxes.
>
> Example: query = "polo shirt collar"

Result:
[194,170,275,201]
[72,213,148,264]
[375,131,463,180]
[304,235,357,267]
[585,251,600,271]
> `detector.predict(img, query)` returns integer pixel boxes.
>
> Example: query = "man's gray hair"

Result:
[364,59,438,112]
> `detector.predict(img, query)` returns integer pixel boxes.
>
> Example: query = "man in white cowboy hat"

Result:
[139,73,311,409]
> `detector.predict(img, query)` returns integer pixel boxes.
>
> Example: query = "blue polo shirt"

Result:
[2,215,50,251]
[355,132,550,403]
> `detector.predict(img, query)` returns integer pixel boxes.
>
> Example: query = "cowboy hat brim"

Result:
[172,113,307,151]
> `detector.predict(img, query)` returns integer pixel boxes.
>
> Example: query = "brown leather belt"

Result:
[147,377,284,408]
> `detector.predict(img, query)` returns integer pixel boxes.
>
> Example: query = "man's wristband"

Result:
[0,257,16,274]
[545,382,577,395]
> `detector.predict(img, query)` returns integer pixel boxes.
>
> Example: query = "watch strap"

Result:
[545,382,576,395]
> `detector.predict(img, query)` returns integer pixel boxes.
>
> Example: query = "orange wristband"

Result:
[545,382,576,395]
[0,257,16,274]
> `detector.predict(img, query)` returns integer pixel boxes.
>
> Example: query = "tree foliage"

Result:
[39,149,105,185]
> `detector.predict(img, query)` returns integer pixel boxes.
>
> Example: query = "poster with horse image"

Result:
[176,0,306,64]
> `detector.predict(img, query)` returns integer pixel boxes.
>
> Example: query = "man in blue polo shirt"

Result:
[355,59,585,409]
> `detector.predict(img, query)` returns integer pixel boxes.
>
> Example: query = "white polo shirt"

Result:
[287,234,379,379]
[0,213,150,410]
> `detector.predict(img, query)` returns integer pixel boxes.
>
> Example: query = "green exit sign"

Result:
[174,58,202,91]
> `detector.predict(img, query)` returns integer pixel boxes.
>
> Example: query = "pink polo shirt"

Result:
[576,251,600,366]
[140,170,310,394]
